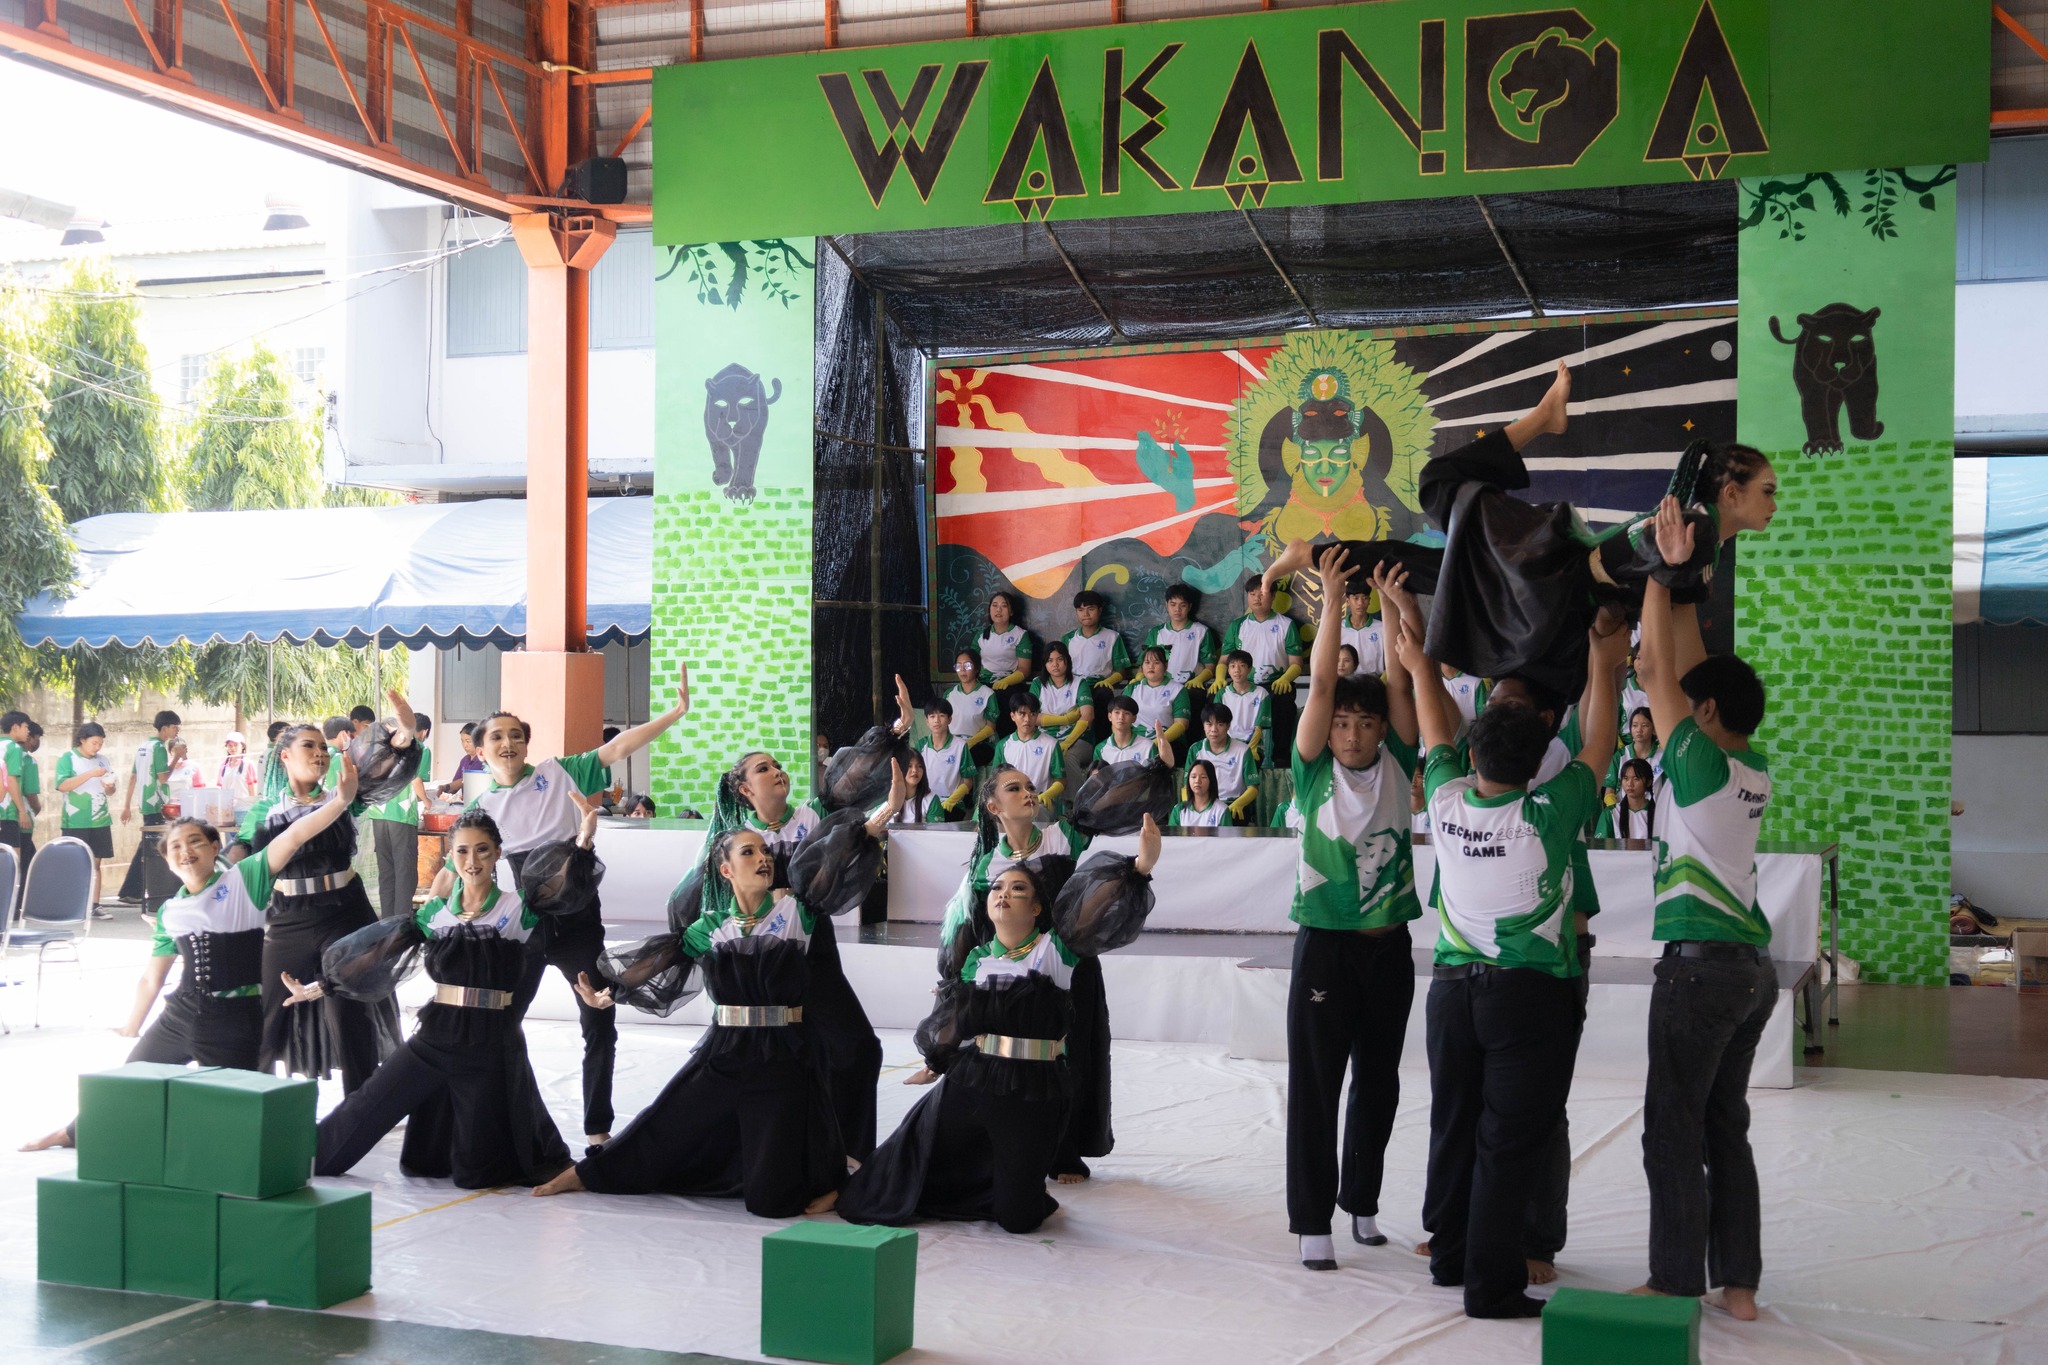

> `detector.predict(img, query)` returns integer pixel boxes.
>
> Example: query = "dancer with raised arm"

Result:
[840,819,1160,1233]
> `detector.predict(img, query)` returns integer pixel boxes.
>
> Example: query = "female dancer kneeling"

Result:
[841,817,1159,1233]
[20,765,362,1152]
[536,776,900,1216]
[280,800,603,1188]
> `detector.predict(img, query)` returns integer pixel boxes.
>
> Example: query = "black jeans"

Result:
[1524,939,1593,1262]
[1285,924,1414,1235]
[1423,966,1582,1317]
[1643,953,1778,1296]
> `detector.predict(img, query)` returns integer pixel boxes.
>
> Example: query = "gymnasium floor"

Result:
[4,936,2045,1363]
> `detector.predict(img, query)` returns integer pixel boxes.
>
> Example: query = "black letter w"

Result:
[820,63,989,207]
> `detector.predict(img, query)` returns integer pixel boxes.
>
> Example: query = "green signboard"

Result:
[654,0,1986,244]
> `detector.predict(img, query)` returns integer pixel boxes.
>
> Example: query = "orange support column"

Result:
[506,210,614,762]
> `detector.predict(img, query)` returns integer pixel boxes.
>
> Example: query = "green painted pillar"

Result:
[649,240,820,810]
[1735,166,1956,984]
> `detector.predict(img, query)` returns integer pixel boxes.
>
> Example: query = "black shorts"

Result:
[66,825,115,859]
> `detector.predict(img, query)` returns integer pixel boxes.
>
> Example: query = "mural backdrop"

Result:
[934,313,1738,659]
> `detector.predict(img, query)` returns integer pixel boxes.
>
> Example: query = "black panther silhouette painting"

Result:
[1769,303,1882,455]
[704,363,781,502]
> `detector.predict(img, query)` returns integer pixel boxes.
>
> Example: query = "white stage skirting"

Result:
[6,1010,2045,1364]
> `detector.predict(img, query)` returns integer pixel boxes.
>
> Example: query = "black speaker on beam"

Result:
[569,156,628,205]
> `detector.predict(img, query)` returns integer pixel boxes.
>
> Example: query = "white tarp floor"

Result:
[5,950,2047,1364]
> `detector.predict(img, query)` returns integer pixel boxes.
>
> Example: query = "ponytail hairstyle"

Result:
[1671,438,1771,510]
[692,750,776,919]
[969,763,1026,866]
[450,807,504,849]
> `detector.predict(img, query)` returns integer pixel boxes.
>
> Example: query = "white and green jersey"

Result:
[151,858,278,997]
[1170,800,1230,829]
[418,885,536,943]
[940,820,1091,946]
[917,736,974,809]
[745,797,829,857]
[684,891,814,958]
[977,625,1032,681]
[1062,627,1132,684]
[1442,674,1488,728]
[1288,735,1420,932]
[470,750,611,854]
[1094,732,1152,766]
[1341,618,1386,676]
[1218,683,1271,746]
[1127,680,1188,736]
[1653,718,1772,946]
[1423,745,1598,978]
[945,684,997,739]
[1032,676,1086,720]
[1223,613,1302,684]
[961,930,1076,989]
[0,738,26,822]
[1193,737,1253,802]
[1000,732,1064,794]
[1145,621,1217,684]
[57,749,113,829]
[133,737,171,817]
[365,746,430,825]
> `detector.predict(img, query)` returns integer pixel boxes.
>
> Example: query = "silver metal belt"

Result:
[974,1033,1064,1061]
[714,1004,803,1027]
[433,983,513,1009]
[276,868,356,896]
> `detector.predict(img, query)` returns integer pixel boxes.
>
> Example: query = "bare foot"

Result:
[1627,1284,1676,1297]
[1533,360,1571,435]
[1413,1239,1431,1257]
[585,1132,612,1147]
[1054,1171,1087,1185]
[1526,1259,1557,1285]
[903,1067,938,1086]
[19,1128,74,1152]
[805,1190,839,1215]
[533,1165,585,1197]
[1261,539,1313,595]
[1707,1287,1759,1321]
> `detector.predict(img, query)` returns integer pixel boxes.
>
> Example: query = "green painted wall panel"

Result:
[1735,166,1955,985]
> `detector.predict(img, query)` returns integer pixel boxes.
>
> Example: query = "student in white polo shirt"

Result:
[1403,607,1624,1319]
[999,693,1066,809]
[1144,583,1219,687]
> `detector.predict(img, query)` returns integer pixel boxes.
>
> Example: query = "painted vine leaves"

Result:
[1738,166,1956,242]
[658,239,817,310]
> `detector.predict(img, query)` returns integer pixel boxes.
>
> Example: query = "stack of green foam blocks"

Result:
[37,1062,372,1309]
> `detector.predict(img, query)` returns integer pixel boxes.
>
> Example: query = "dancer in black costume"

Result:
[840,817,1159,1233]
[240,697,419,1093]
[21,772,363,1153]
[283,801,603,1188]
[1261,362,1778,705]
[533,766,906,1216]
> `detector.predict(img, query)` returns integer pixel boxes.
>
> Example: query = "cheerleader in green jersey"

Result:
[55,722,120,903]
[1168,759,1232,828]
[288,803,600,1189]
[1282,550,1425,1272]
[916,765,1115,1181]
[21,769,363,1154]
[440,667,692,1145]
[840,824,1159,1233]
[535,802,898,1216]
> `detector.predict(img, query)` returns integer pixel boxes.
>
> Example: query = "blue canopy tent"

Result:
[17,497,652,649]
[1955,457,2048,628]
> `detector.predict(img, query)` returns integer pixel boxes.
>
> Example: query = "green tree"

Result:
[32,258,187,714]
[0,282,77,702]
[180,344,396,722]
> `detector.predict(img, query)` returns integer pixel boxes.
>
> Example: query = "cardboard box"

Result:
[760,1223,916,1365]
[36,1174,124,1290]
[219,1186,372,1309]
[164,1069,316,1198]
[2013,927,2048,994]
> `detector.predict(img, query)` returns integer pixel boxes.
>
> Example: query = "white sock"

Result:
[1354,1214,1381,1242]
[1300,1234,1335,1265]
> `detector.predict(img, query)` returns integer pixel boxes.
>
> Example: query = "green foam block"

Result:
[1542,1287,1701,1365]
[76,1062,216,1186]
[37,1174,124,1290]
[219,1185,373,1309]
[165,1069,317,1198]
[123,1184,219,1300]
[761,1223,917,1365]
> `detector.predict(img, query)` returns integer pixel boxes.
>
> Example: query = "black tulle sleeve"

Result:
[1052,853,1156,958]
[666,865,706,936]
[319,914,428,1001]
[348,721,423,809]
[786,808,883,920]
[914,978,972,1074]
[819,725,912,814]
[1070,761,1177,836]
[515,839,604,919]
[598,933,703,1017]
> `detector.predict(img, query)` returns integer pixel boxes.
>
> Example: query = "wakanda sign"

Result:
[653,0,1987,244]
